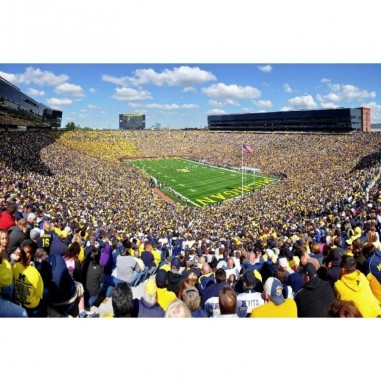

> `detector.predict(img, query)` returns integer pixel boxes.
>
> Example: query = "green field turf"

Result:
[130,158,278,207]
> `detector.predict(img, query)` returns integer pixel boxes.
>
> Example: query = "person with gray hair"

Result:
[182,286,208,318]
[165,298,191,318]
[134,278,164,317]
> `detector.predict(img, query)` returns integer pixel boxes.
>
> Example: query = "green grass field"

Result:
[130,158,278,207]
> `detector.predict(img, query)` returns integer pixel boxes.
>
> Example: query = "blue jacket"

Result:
[134,298,164,318]
[367,249,381,283]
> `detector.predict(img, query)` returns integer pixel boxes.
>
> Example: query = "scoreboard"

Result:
[119,114,145,130]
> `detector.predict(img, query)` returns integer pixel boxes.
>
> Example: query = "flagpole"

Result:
[241,144,244,199]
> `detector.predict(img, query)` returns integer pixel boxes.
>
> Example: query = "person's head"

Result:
[17,218,27,233]
[215,268,227,284]
[199,255,207,265]
[228,273,236,285]
[155,269,168,289]
[302,262,318,283]
[89,247,101,264]
[178,277,197,299]
[144,242,152,252]
[333,236,342,248]
[201,263,211,275]
[351,238,363,257]
[165,299,191,318]
[310,243,321,255]
[27,213,37,224]
[362,242,376,259]
[327,300,362,318]
[65,242,81,259]
[243,270,261,291]
[43,220,53,232]
[29,228,41,242]
[170,256,181,271]
[0,228,9,249]
[263,277,285,305]
[340,255,357,274]
[227,257,235,269]
[143,278,158,305]
[20,242,33,267]
[219,285,237,315]
[182,287,201,312]
[34,248,48,263]
[6,204,16,216]
[248,252,256,264]
[112,282,134,317]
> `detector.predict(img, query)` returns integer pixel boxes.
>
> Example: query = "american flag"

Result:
[242,143,253,154]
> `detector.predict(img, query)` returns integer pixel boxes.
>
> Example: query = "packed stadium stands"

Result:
[1,129,381,318]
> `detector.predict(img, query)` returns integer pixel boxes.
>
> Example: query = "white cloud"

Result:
[183,87,196,93]
[87,104,102,109]
[146,103,198,110]
[225,99,240,106]
[208,100,224,107]
[287,95,317,109]
[321,78,331,83]
[209,99,239,107]
[103,66,216,88]
[127,103,142,108]
[0,67,68,86]
[280,107,291,111]
[207,109,227,115]
[253,99,273,108]
[362,102,381,123]
[89,87,97,93]
[54,83,84,97]
[112,87,152,101]
[258,65,272,73]
[320,102,339,109]
[318,83,376,105]
[46,97,73,110]
[202,83,261,99]
[27,88,45,97]
[325,92,341,103]
[283,83,293,93]
[340,84,376,100]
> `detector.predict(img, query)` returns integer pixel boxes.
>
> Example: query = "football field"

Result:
[130,158,278,207]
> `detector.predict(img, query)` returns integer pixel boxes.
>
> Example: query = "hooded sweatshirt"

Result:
[294,276,335,317]
[334,270,381,317]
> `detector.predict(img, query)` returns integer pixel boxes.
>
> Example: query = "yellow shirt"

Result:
[250,299,298,318]
[152,248,162,266]
[0,258,12,289]
[157,287,177,311]
[13,263,43,309]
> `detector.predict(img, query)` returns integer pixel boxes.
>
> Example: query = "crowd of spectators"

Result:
[1,129,381,317]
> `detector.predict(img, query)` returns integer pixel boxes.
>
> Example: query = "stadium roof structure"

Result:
[208,107,371,133]
[0,76,62,130]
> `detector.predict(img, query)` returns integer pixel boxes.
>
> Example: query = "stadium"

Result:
[208,107,371,132]
[0,76,62,130]
[1,76,381,318]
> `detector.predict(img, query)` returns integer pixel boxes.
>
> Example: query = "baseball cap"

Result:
[171,256,181,269]
[332,248,344,264]
[303,262,317,278]
[264,277,285,306]
[155,269,168,288]
[145,278,157,297]
[243,270,258,287]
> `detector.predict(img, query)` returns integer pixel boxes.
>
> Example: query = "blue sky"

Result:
[1,64,381,128]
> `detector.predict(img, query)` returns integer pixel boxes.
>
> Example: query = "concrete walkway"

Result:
[90,277,149,317]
